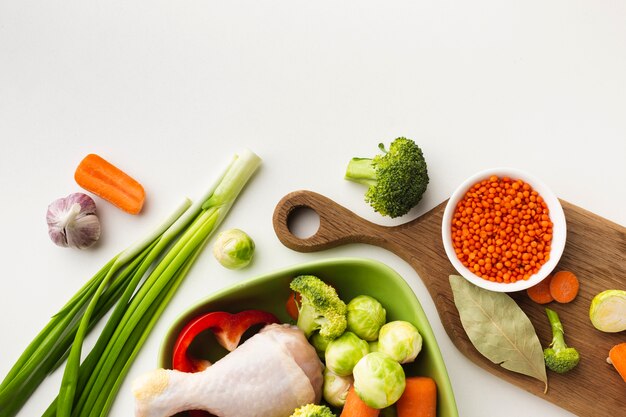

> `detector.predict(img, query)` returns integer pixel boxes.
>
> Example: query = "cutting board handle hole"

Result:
[287,206,320,239]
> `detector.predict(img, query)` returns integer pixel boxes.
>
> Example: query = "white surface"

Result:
[1,1,625,416]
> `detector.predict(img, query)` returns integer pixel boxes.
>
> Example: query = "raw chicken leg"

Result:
[133,324,323,417]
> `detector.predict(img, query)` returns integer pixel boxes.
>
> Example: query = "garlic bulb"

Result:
[47,193,101,249]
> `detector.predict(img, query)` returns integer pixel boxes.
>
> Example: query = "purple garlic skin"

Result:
[47,193,101,249]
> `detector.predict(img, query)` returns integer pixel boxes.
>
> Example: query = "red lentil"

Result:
[451,175,553,283]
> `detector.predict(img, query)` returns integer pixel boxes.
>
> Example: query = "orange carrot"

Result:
[526,274,554,304]
[340,386,380,417]
[549,271,579,303]
[285,292,300,320]
[396,377,437,417]
[75,153,145,214]
[608,343,626,383]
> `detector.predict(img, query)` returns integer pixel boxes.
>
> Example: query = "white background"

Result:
[1,1,625,416]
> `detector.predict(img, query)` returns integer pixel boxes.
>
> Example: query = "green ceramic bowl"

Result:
[159,257,458,417]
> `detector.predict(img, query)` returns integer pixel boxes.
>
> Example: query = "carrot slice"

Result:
[549,271,579,303]
[75,154,145,214]
[608,343,626,383]
[527,274,554,304]
[396,377,437,417]
[340,386,380,417]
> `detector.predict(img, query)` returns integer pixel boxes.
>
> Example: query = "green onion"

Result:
[0,149,261,417]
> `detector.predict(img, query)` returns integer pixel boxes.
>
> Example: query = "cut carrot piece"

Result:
[549,271,579,303]
[608,343,626,383]
[75,154,145,214]
[527,274,554,304]
[285,292,300,320]
[340,386,380,417]
[396,376,437,417]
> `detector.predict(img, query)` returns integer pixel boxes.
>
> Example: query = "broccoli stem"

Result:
[546,308,566,349]
[345,158,377,186]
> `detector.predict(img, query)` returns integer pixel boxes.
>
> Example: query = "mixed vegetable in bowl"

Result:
[154,258,459,417]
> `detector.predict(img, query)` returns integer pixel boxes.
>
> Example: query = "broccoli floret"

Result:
[345,137,429,218]
[289,275,347,339]
[290,404,336,417]
[543,308,580,374]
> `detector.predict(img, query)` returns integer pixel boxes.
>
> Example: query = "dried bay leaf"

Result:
[449,275,548,391]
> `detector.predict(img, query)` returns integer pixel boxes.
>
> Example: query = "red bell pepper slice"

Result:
[172,309,279,373]
[171,310,279,417]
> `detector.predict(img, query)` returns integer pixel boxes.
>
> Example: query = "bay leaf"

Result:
[449,275,548,391]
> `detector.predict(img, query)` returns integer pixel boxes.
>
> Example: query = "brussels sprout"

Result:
[325,331,369,376]
[353,352,406,409]
[378,321,422,364]
[589,290,626,332]
[347,295,387,341]
[212,229,255,269]
[310,332,333,359]
[323,368,353,407]
[368,341,379,353]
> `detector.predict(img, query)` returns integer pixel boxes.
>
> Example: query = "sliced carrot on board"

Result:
[340,386,380,417]
[608,343,626,383]
[526,274,554,304]
[75,154,145,214]
[396,376,437,417]
[549,271,579,303]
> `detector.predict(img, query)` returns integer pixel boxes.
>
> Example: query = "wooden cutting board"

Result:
[272,190,626,417]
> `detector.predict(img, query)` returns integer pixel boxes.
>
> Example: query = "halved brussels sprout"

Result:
[589,290,626,332]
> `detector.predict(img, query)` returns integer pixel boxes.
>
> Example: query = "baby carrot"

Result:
[608,343,626,383]
[75,154,145,215]
[340,386,380,417]
[549,271,579,303]
[396,376,437,417]
[527,274,554,304]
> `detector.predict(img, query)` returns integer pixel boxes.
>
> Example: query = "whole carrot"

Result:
[340,386,380,417]
[75,154,145,214]
[396,376,437,417]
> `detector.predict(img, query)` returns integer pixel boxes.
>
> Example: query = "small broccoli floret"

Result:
[289,275,347,339]
[345,137,429,218]
[290,404,336,417]
[543,308,580,374]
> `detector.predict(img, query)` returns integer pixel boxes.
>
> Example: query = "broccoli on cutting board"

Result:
[543,308,580,374]
[345,137,429,218]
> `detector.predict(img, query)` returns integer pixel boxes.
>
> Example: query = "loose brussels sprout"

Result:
[346,295,387,341]
[212,229,255,269]
[378,321,422,364]
[353,352,406,409]
[589,290,626,332]
[325,331,369,376]
[368,341,379,353]
[310,332,333,359]
[323,368,353,407]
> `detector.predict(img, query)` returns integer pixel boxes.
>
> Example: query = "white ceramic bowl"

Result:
[441,168,566,292]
